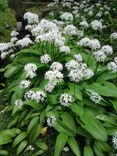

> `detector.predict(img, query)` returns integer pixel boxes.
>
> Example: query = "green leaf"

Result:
[4,66,18,78]
[95,141,112,152]
[111,99,117,111]
[16,140,28,155]
[27,116,39,134]
[93,143,104,156]
[68,83,82,101]
[85,82,117,97]
[97,70,117,81]
[33,150,44,156]
[35,141,48,151]
[96,114,116,125]
[68,137,81,156]
[24,100,41,110]
[13,132,27,147]
[0,134,12,145]
[0,150,9,155]
[70,104,107,141]
[84,146,94,156]
[54,132,68,156]
[61,112,77,134]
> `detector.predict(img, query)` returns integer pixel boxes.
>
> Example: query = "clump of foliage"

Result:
[0,0,8,12]
[0,0,117,156]
[0,9,16,42]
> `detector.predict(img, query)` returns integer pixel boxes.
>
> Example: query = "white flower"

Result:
[16,37,33,48]
[0,42,14,52]
[50,62,63,71]
[60,93,73,107]
[24,63,37,79]
[101,45,113,55]
[68,70,84,83]
[65,60,78,71]
[45,81,57,93]
[63,147,69,152]
[1,52,8,59]
[90,91,102,103]
[89,39,101,50]
[80,20,89,28]
[63,25,78,36]
[107,62,117,73]
[45,70,63,83]
[91,20,103,31]
[60,12,73,21]
[47,115,57,127]
[110,32,117,40]
[40,54,51,64]
[83,69,94,79]
[93,50,106,62]
[11,30,19,37]
[14,99,23,109]
[19,80,31,89]
[74,54,83,62]
[24,90,46,103]
[59,46,70,54]
[24,12,39,24]
[112,132,117,149]
[10,37,18,43]
[78,37,91,47]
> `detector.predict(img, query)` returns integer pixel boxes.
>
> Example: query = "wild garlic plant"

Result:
[0,0,117,156]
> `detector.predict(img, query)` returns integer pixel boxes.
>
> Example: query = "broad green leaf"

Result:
[4,66,18,78]
[0,129,20,138]
[68,137,81,156]
[35,141,48,151]
[61,112,77,134]
[111,99,117,111]
[54,132,68,156]
[84,146,94,156]
[68,83,82,101]
[85,82,117,97]
[16,140,28,155]
[95,141,112,152]
[97,70,117,81]
[33,150,44,156]
[70,104,107,141]
[24,100,41,110]
[13,132,27,147]
[0,150,9,155]
[93,144,104,156]
[0,134,12,145]
[27,116,39,134]
[96,114,116,125]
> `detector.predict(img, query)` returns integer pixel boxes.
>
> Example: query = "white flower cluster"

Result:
[50,62,63,71]
[59,46,70,54]
[45,70,63,83]
[93,45,113,62]
[80,20,89,29]
[107,57,117,73]
[66,59,94,83]
[19,80,31,89]
[24,12,39,24]
[24,90,46,103]
[60,12,73,21]
[90,20,103,31]
[89,91,102,103]
[93,50,106,62]
[47,115,57,127]
[40,54,51,64]
[112,132,117,149]
[110,32,117,40]
[16,36,33,48]
[14,99,23,109]
[60,93,73,107]
[24,63,37,78]
[63,25,78,36]
[10,30,19,37]
[78,37,101,50]
[44,62,63,93]
[74,53,83,62]
[0,42,14,59]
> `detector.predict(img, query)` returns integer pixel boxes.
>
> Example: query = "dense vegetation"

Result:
[0,0,117,156]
